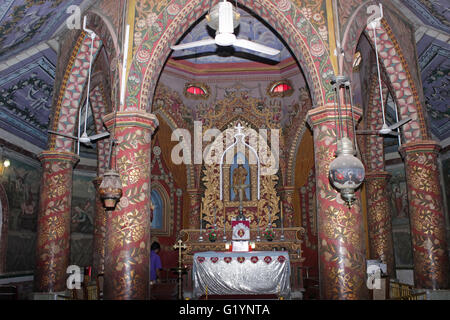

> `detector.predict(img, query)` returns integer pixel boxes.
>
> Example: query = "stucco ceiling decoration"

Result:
[398,0,450,141]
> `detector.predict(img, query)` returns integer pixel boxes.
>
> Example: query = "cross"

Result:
[173,238,187,268]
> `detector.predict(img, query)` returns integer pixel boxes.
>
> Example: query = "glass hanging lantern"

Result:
[329,137,365,207]
[99,169,123,209]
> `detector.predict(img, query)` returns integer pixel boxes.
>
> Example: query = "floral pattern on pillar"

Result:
[307,105,368,300]
[102,111,158,299]
[365,171,395,277]
[92,176,106,277]
[280,186,295,227]
[400,141,449,289]
[35,151,79,292]
[187,188,202,230]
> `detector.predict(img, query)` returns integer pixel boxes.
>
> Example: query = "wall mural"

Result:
[0,151,98,272]
[0,155,40,272]
[386,164,414,269]
[71,173,96,234]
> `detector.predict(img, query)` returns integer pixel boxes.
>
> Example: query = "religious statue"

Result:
[232,164,249,201]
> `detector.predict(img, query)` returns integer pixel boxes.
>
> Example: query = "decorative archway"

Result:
[340,1,428,143]
[125,0,335,112]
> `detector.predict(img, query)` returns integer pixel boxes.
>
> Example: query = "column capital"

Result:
[399,140,441,158]
[103,111,159,132]
[365,171,391,180]
[38,150,79,165]
[306,104,362,128]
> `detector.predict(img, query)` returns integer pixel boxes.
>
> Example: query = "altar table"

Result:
[192,251,290,298]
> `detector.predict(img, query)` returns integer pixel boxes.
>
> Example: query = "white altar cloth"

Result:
[192,251,290,298]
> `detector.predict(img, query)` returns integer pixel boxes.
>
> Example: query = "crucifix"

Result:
[172,238,188,300]
[173,238,187,269]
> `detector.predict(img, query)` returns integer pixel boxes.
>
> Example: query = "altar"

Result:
[192,251,290,299]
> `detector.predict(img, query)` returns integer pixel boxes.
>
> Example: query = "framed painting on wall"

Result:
[150,183,171,236]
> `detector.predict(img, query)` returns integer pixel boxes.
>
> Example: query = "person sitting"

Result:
[150,241,162,285]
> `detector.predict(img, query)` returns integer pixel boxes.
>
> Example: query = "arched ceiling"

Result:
[0,0,448,160]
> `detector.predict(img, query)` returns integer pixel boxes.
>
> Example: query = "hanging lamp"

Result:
[328,76,365,207]
[98,20,131,210]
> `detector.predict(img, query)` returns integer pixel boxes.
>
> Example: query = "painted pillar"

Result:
[365,171,395,277]
[399,140,449,289]
[102,111,158,300]
[306,104,368,300]
[34,151,79,292]
[92,176,106,277]
[280,186,295,227]
[187,188,202,230]
[363,75,395,277]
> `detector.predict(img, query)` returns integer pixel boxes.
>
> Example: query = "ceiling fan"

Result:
[356,3,411,137]
[48,16,110,153]
[170,0,280,56]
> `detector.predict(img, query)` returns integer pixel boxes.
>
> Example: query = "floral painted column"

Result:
[187,188,202,230]
[365,171,395,277]
[102,111,158,300]
[306,104,368,300]
[280,186,295,227]
[34,151,79,292]
[399,140,449,289]
[92,176,106,277]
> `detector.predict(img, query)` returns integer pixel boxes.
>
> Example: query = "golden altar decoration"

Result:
[200,122,281,232]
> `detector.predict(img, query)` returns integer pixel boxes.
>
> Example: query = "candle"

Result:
[200,202,203,231]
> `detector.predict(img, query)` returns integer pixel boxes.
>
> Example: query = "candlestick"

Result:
[199,202,204,242]
[280,203,285,241]
[256,217,261,242]
[223,206,227,242]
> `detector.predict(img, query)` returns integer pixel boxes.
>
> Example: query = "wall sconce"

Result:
[0,147,10,175]
[328,76,365,207]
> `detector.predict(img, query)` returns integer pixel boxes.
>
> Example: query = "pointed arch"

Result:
[340,1,429,143]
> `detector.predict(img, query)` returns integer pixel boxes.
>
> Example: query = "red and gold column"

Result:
[399,140,449,289]
[280,186,295,227]
[306,105,368,300]
[102,111,158,300]
[34,151,79,292]
[365,171,395,277]
[92,176,106,277]
[187,188,202,230]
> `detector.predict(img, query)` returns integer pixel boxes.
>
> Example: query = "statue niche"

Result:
[200,122,280,232]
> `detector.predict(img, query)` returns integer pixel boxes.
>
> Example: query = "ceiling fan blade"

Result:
[88,131,110,142]
[47,130,78,140]
[80,140,93,147]
[387,117,412,130]
[233,39,280,56]
[171,39,216,51]
[355,130,379,135]
[385,131,400,136]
